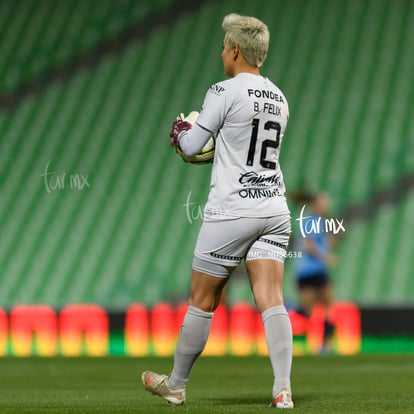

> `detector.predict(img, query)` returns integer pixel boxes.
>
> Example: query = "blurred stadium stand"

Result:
[0,0,413,310]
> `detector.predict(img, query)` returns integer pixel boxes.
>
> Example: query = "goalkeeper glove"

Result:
[169,114,192,146]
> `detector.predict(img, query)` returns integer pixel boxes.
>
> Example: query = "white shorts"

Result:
[192,214,291,278]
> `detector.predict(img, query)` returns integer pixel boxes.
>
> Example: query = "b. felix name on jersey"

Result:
[248,88,283,116]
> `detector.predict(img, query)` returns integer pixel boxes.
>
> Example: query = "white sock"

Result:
[261,305,293,395]
[168,306,213,389]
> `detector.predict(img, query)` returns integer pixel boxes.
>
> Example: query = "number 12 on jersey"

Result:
[246,118,281,170]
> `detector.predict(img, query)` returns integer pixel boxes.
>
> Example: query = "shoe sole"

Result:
[276,402,294,408]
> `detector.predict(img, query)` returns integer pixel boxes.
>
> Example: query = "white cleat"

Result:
[141,370,186,405]
[270,389,294,409]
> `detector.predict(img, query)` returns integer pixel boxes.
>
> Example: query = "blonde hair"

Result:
[222,13,269,68]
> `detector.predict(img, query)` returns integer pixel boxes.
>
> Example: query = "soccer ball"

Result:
[175,111,215,164]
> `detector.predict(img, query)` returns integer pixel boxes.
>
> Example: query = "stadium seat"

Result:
[0,0,413,311]
[0,0,176,93]
[255,310,268,356]
[59,304,109,356]
[0,308,8,356]
[10,305,57,356]
[124,303,149,356]
[150,303,176,356]
[203,304,228,356]
[229,303,256,356]
[329,302,361,355]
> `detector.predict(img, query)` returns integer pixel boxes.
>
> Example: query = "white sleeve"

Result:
[195,82,228,136]
[179,82,229,156]
[178,123,212,156]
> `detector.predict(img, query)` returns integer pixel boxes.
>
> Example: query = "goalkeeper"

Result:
[143,13,294,409]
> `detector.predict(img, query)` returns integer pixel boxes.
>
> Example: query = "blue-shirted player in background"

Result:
[295,192,338,352]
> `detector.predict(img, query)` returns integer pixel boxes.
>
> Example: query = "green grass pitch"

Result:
[0,355,413,413]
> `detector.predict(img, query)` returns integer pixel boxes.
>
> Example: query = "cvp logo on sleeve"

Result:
[209,84,225,96]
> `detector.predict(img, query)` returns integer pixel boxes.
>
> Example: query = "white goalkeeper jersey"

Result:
[195,72,290,218]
